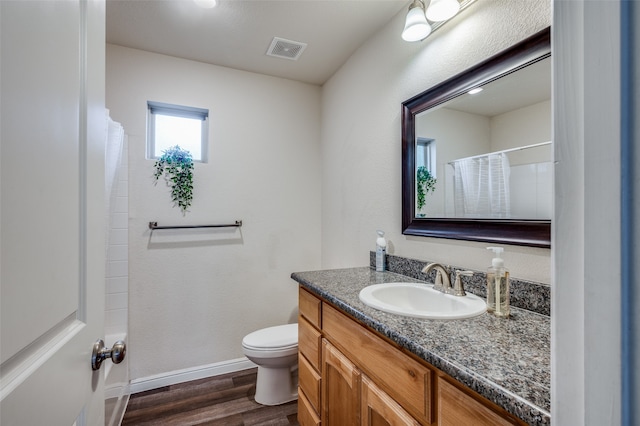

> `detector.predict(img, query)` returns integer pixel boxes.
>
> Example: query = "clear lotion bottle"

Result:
[486,247,510,317]
[375,230,387,272]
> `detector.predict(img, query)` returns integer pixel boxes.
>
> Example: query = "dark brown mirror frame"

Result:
[402,27,551,248]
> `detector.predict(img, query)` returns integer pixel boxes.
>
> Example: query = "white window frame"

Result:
[147,101,209,162]
[417,137,436,178]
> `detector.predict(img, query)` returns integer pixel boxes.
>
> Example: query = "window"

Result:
[417,137,436,177]
[147,101,209,162]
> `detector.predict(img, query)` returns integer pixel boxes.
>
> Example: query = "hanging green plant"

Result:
[416,166,437,212]
[153,145,194,215]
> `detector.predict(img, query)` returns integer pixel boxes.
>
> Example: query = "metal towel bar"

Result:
[148,220,242,230]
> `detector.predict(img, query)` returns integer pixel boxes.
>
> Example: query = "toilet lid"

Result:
[242,323,298,350]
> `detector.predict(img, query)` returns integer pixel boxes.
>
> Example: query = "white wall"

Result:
[491,100,551,164]
[417,108,491,216]
[106,45,322,380]
[321,0,551,283]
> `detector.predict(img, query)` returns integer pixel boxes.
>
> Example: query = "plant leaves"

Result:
[152,145,194,214]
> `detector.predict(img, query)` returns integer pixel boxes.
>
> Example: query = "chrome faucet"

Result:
[421,263,452,294]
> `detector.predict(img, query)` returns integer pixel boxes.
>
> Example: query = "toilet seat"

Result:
[242,323,298,351]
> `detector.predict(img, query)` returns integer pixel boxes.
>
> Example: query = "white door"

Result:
[1,1,107,425]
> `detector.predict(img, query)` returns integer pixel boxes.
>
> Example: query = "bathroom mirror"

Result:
[402,27,551,248]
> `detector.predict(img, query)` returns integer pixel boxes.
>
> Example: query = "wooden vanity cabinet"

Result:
[322,340,361,425]
[322,339,421,426]
[298,288,323,425]
[298,391,321,426]
[361,375,422,426]
[299,354,321,413]
[297,286,526,426]
[322,304,432,425]
[436,378,521,426]
[299,287,322,328]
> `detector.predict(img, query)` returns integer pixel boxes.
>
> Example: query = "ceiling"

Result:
[106,0,409,86]
[442,57,551,117]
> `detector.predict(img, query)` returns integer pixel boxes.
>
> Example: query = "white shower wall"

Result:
[104,116,130,426]
[105,135,129,337]
[510,161,553,219]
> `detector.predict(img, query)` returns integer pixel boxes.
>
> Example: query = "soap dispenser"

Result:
[486,247,510,317]
[375,230,387,272]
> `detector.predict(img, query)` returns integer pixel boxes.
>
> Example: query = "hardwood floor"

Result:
[121,368,299,426]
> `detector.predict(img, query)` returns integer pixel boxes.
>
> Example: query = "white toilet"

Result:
[242,323,298,406]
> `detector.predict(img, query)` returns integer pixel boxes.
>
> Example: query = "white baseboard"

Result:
[129,357,256,395]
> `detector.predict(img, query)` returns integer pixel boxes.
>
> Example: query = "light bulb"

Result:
[402,2,431,42]
[426,0,460,22]
[194,0,218,8]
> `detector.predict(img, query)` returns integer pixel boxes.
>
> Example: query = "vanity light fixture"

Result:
[402,0,431,42]
[193,0,218,8]
[425,0,461,22]
[402,0,476,42]
[468,87,483,95]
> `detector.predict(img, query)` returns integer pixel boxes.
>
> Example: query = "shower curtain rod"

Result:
[447,141,551,165]
[148,220,242,230]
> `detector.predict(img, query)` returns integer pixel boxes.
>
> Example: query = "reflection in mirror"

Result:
[415,58,551,220]
[402,27,551,247]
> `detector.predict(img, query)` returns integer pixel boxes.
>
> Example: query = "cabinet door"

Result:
[323,304,432,423]
[322,340,361,426]
[361,375,421,426]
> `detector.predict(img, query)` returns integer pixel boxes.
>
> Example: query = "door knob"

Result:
[91,339,126,371]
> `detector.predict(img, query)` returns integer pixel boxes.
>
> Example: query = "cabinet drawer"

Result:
[323,304,432,424]
[437,378,520,426]
[299,352,321,413]
[299,315,322,371]
[299,287,322,329]
[298,389,321,426]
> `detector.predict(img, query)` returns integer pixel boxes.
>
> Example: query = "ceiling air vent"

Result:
[266,37,307,61]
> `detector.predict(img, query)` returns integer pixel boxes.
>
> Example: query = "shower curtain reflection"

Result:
[452,153,511,218]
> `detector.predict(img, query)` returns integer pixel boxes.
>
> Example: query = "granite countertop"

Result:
[291,267,550,426]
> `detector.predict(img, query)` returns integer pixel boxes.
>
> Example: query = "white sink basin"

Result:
[359,282,486,320]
